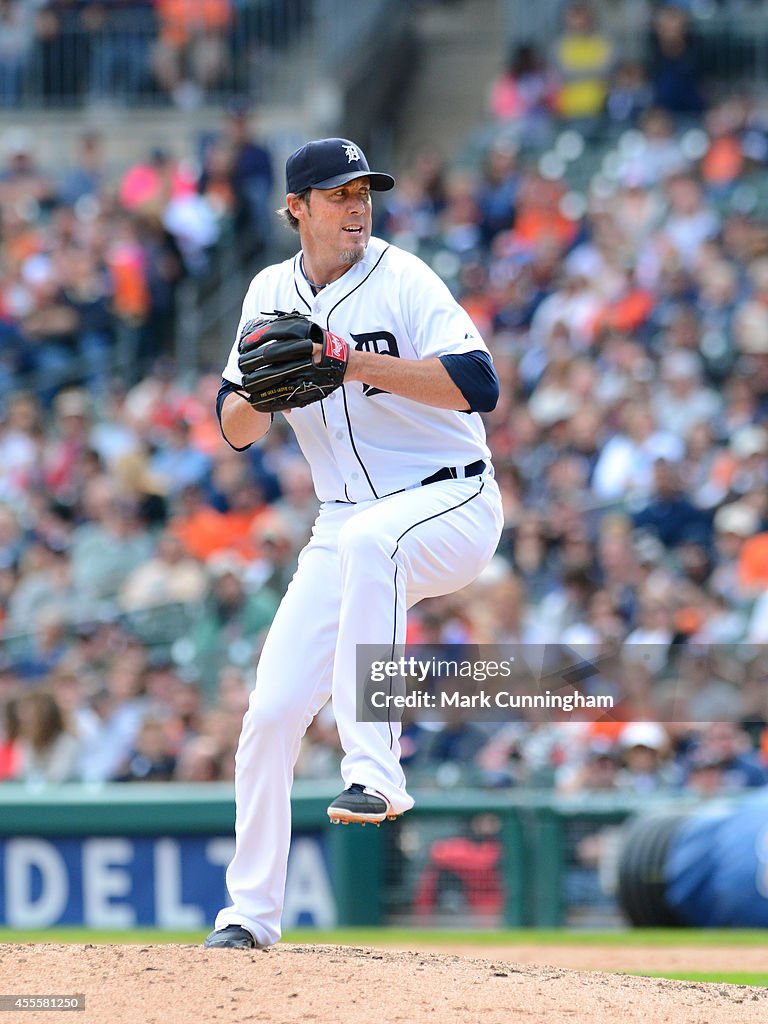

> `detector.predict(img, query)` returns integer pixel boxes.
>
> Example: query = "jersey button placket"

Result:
[323,382,356,490]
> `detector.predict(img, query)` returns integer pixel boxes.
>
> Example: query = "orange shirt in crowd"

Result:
[701,135,743,188]
[107,241,151,321]
[170,506,233,561]
[584,720,627,742]
[156,0,232,45]
[592,287,655,337]
[739,533,768,588]
[219,507,274,562]
[171,506,270,563]
[189,416,228,457]
[511,207,577,251]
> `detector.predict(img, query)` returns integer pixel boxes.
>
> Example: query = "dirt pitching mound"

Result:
[2,942,766,1024]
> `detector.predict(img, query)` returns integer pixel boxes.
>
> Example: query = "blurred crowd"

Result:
[0,100,273,397]
[0,0,311,110]
[1,0,768,794]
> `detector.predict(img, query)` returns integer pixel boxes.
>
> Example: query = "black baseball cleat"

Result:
[327,784,398,825]
[203,924,259,949]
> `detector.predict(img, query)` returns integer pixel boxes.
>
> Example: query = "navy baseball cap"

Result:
[286,138,395,194]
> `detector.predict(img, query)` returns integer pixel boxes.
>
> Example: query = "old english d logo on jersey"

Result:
[351,331,400,396]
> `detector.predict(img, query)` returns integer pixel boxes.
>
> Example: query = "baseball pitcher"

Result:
[204,138,503,949]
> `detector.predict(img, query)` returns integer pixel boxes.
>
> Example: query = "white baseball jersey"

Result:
[222,236,493,501]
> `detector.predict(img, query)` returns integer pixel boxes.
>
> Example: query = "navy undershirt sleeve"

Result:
[438,350,499,413]
[216,378,272,451]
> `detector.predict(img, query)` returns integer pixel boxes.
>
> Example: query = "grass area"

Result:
[625,971,768,987]
[1,927,768,947]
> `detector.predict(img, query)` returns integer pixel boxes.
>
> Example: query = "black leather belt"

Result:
[331,460,488,504]
[420,460,487,486]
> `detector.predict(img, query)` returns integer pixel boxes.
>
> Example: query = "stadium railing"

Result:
[6,0,406,111]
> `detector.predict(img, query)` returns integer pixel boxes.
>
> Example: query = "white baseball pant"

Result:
[214,472,503,945]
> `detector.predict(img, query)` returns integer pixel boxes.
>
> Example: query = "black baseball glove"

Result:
[236,311,349,413]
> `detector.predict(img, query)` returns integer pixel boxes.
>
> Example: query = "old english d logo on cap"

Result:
[286,138,395,194]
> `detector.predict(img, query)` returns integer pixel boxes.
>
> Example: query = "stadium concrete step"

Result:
[0,102,314,174]
[393,0,507,170]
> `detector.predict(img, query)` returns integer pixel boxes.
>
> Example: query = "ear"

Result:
[286,192,308,220]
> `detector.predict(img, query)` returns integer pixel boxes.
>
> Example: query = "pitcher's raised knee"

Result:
[337,515,399,566]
